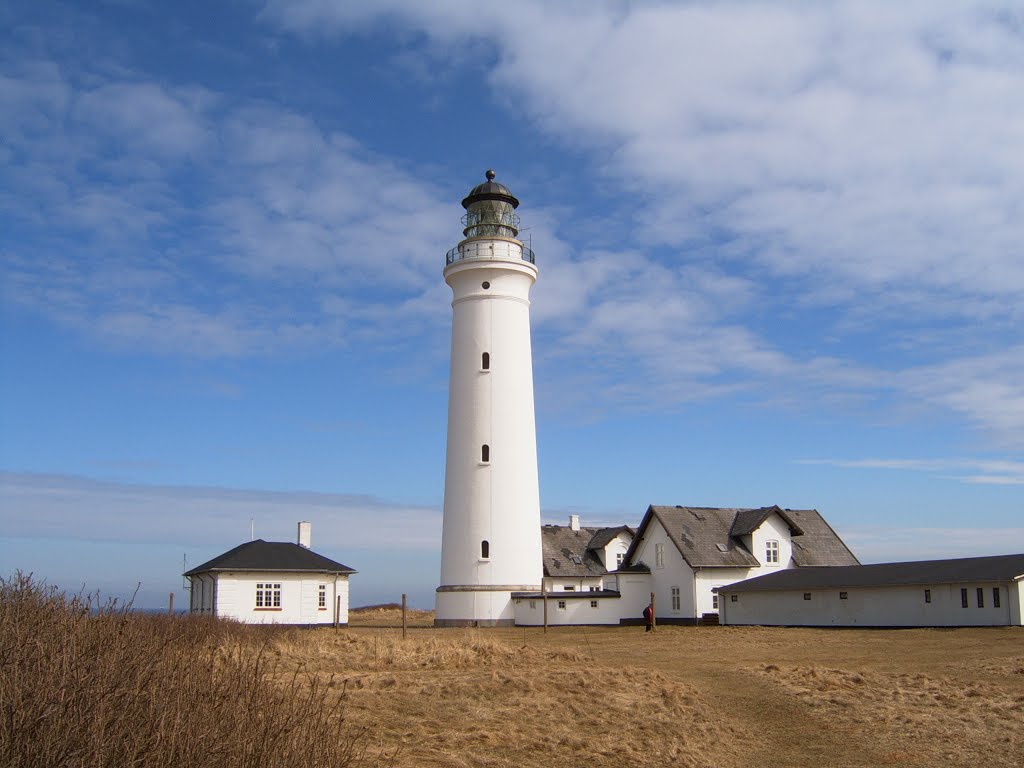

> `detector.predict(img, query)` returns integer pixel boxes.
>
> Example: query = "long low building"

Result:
[717,553,1024,627]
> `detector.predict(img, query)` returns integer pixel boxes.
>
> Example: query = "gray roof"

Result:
[776,508,859,566]
[730,507,803,537]
[719,553,1024,592]
[184,540,356,576]
[625,505,859,570]
[586,525,634,550]
[542,525,631,578]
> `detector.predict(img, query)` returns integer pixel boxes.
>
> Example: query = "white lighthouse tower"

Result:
[435,170,543,626]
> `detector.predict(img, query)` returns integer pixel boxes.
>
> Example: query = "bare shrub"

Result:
[0,573,368,768]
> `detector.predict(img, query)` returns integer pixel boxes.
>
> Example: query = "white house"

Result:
[185,522,356,626]
[622,505,859,624]
[718,553,1024,627]
[513,505,858,626]
[512,516,635,626]
[540,515,633,593]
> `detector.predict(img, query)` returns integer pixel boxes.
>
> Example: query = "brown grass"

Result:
[270,614,1024,768]
[0,574,368,768]
[7,588,1022,768]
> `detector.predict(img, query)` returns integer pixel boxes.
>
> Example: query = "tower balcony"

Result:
[446,239,535,266]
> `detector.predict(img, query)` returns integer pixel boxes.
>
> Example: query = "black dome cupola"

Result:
[461,169,520,239]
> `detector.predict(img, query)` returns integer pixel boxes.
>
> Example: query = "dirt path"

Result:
[559,629,894,768]
[671,665,891,768]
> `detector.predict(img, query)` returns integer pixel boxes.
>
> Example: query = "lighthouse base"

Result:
[434,584,541,627]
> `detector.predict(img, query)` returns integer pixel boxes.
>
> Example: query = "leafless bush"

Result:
[0,573,367,768]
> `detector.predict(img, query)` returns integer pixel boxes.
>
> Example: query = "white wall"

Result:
[694,569,751,616]
[514,595,622,626]
[631,522,696,620]
[200,572,350,625]
[541,576,604,592]
[745,513,795,573]
[601,532,633,572]
[720,581,1020,627]
[188,574,216,613]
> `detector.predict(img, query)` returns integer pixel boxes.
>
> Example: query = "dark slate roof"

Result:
[184,540,356,576]
[542,525,631,578]
[625,505,859,570]
[586,525,634,550]
[779,508,859,566]
[730,506,803,537]
[719,553,1024,593]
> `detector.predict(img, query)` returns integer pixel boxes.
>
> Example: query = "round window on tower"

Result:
[481,281,490,289]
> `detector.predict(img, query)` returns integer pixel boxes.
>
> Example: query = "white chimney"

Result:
[297,521,312,549]
[569,514,580,532]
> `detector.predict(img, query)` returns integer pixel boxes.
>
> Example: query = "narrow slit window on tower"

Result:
[481,444,490,463]
[482,352,490,370]
[481,540,489,559]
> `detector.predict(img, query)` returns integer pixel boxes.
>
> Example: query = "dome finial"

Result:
[485,169,496,181]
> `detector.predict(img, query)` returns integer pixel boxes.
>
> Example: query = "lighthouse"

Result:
[435,171,543,626]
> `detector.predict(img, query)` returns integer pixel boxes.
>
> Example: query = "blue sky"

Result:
[2,0,1022,609]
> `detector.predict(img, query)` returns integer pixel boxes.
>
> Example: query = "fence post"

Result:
[402,593,408,640]
[543,587,548,633]
[650,591,657,631]
[335,595,340,629]
[168,592,174,616]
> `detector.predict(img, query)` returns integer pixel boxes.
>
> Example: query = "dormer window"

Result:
[765,540,780,564]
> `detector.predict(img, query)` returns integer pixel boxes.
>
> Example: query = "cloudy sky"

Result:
[2,0,1022,609]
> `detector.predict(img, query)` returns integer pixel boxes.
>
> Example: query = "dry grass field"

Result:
[278,606,1024,768]
[4,585,1020,768]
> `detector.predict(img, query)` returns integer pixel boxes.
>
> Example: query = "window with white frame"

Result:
[671,586,680,611]
[557,600,566,610]
[590,600,598,609]
[255,583,281,609]
[765,540,780,564]
[318,584,326,610]
[712,593,719,610]
[655,543,665,569]
[616,552,625,568]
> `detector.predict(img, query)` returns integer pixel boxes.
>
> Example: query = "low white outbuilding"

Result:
[718,553,1024,627]
[185,522,356,626]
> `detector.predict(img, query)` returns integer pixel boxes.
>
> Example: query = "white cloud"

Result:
[73,82,213,157]
[0,471,441,551]
[0,61,454,358]
[258,0,1024,442]
[262,0,1024,313]
[844,526,1024,563]
[798,456,1024,485]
